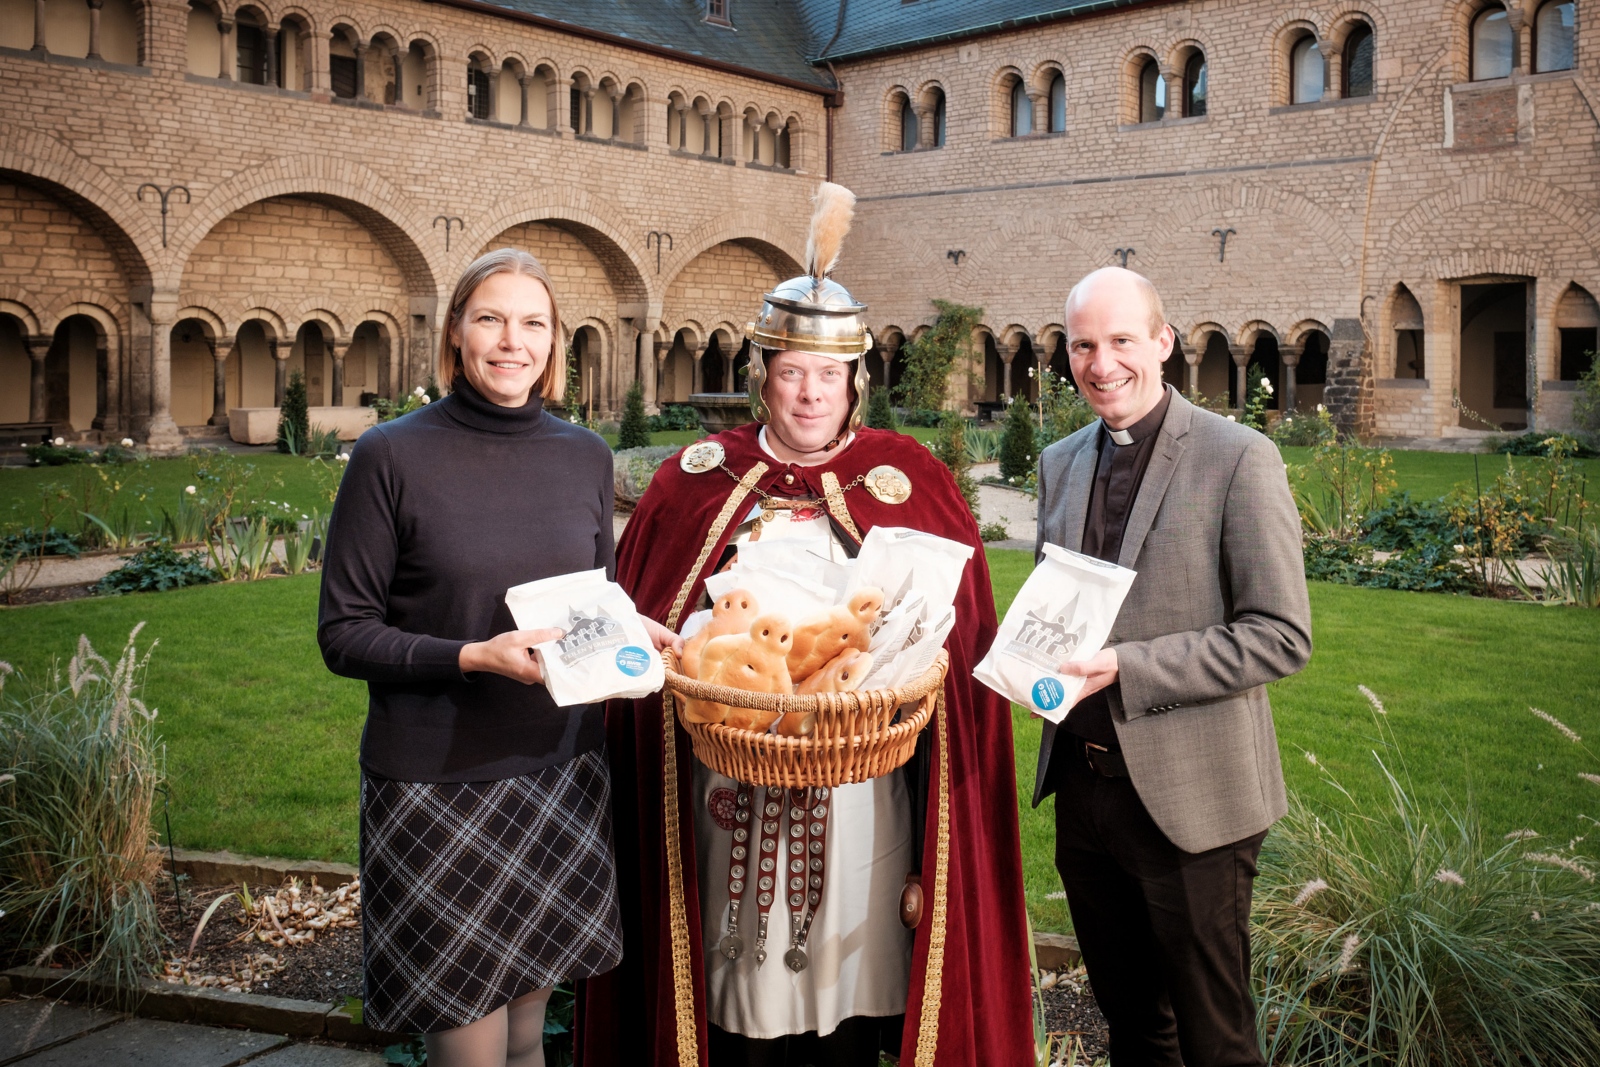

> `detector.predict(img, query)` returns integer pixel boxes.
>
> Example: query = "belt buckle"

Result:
[1082,741,1118,778]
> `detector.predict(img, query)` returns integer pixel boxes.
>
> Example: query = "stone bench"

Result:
[228,407,377,446]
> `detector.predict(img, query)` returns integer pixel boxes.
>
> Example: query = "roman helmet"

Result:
[746,182,873,434]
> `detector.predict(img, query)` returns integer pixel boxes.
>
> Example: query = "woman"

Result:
[319,248,676,1067]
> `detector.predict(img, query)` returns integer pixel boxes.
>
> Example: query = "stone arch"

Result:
[237,305,287,342]
[1236,320,1280,346]
[661,213,804,292]
[174,305,227,339]
[1121,42,1165,124]
[473,191,652,304]
[994,65,1031,137]
[1391,173,1600,251]
[164,156,441,295]
[1284,318,1332,347]
[0,299,42,336]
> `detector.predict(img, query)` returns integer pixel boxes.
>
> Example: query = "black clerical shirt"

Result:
[1064,384,1174,748]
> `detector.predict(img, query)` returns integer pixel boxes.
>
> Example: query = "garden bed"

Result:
[1037,966,1109,1062]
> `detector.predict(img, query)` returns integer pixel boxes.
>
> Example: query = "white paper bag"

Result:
[849,526,973,623]
[972,545,1136,722]
[505,569,664,707]
[703,562,835,624]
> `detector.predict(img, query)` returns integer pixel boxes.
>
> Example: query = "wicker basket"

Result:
[663,649,948,788]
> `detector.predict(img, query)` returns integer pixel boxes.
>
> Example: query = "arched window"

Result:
[1472,6,1514,80]
[1343,24,1375,97]
[1291,35,1324,103]
[930,87,946,146]
[776,120,792,168]
[329,30,358,98]
[1010,77,1032,136]
[467,64,491,120]
[235,11,266,84]
[1138,59,1164,122]
[899,95,918,151]
[1183,52,1207,116]
[1535,1,1575,72]
[1048,72,1066,132]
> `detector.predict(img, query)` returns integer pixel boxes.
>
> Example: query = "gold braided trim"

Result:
[914,689,951,1067]
[820,471,863,543]
[662,462,767,1067]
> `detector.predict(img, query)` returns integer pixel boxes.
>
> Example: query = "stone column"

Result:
[1281,344,1302,415]
[31,0,46,51]
[1322,43,1342,100]
[1509,8,1530,76]
[486,65,500,122]
[745,114,762,160]
[1162,67,1180,118]
[996,338,1016,400]
[146,299,184,451]
[271,340,287,406]
[217,18,233,80]
[1228,344,1250,411]
[669,103,686,149]
[92,341,110,430]
[554,75,572,134]
[723,350,735,392]
[26,335,50,422]
[1028,86,1048,133]
[390,48,404,108]
[690,342,706,394]
[880,335,900,391]
[208,337,231,426]
[86,0,103,60]
[1184,344,1200,396]
[581,87,595,135]
[352,41,366,100]
[648,336,668,414]
[330,339,348,406]
[517,73,531,126]
[264,24,278,87]
[915,103,936,149]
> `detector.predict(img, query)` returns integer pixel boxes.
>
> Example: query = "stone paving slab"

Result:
[0,1000,122,1064]
[252,1045,386,1067]
[14,1018,286,1067]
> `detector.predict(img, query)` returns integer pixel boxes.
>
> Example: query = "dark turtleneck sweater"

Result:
[317,376,615,783]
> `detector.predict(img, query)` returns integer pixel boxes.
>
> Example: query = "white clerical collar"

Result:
[1107,428,1134,446]
[757,425,854,463]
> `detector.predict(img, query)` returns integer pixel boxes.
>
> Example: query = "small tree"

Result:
[895,299,984,416]
[1242,362,1274,432]
[276,371,310,455]
[999,395,1036,481]
[932,410,979,517]
[866,385,897,430]
[617,379,651,449]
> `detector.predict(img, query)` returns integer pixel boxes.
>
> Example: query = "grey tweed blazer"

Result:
[1031,391,1312,854]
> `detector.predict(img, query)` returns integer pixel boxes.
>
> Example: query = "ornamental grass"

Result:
[0,626,167,993]
[1253,691,1600,1065]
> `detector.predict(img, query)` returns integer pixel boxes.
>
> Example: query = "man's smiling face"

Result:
[1065,268,1175,430]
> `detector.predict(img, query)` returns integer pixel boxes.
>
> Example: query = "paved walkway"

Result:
[0,999,382,1067]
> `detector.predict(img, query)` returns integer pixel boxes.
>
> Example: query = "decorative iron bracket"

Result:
[1211,227,1236,263]
[646,230,674,274]
[946,249,966,266]
[137,184,191,249]
[1114,247,1135,267]
[433,215,464,251]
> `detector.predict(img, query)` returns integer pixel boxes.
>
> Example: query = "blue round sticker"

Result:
[1033,677,1066,711]
[616,646,652,677]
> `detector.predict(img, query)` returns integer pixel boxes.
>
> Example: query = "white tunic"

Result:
[692,435,913,1039]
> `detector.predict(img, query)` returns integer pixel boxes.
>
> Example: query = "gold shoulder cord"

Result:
[914,689,951,1067]
[662,461,768,1067]
[820,471,864,543]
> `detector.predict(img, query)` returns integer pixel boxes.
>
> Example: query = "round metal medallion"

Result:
[718,934,744,959]
[864,465,913,505]
[679,441,725,474]
[784,947,809,973]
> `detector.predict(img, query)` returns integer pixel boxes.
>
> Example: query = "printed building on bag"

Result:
[1,0,1596,444]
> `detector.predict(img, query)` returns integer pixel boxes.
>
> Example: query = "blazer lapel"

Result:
[1117,393,1193,570]
[1056,432,1098,553]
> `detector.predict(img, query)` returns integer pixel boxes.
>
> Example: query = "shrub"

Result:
[963,427,1001,464]
[613,445,677,505]
[1359,493,1456,553]
[897,408,946,427]
[1288,443,1396,541]
[979,521,1009,542]
[617,380,651,450]
[0,527,83,559]
[999,396,1036,481]
[865,387,897,431]
[1254,701,1600,1066]
[1036,368,1096,449]
[1271,407,1337,447]
[895,300,983,414]
[24,442,96,466]
[372,385,434,423]
[1572,353,1600,439]
[276,371,311,455]
[94,542,218,594]
[930,411,979,517]
[0,628,167,992]
[647,404,701,432]
[1242,362,1274,432]
[1494,431,1598,458]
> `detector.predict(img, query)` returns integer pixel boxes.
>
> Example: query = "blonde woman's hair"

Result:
[439,248,566,402]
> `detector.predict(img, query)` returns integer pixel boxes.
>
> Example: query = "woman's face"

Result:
[450,271,553,407]
[762,350,852,462]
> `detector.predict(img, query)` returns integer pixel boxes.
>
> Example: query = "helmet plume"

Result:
[804,182,856,281]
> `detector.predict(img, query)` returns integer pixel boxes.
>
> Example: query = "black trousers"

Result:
[1050,742,1267,1067]
[708,1015,903,1067]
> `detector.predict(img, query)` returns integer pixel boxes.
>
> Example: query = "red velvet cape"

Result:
[576,424,1033,1067]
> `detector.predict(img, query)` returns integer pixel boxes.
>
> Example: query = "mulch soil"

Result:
[1037,969,1110,1063]
[156,880,364,1006]
[1,582,97,607]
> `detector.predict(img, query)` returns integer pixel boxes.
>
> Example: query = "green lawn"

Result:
[3,552,1596,935]
[1278,446,1599,503]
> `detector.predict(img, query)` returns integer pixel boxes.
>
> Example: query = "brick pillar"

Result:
[26,335,49,422]
[146,298,185,452]
[31,0,46,51]
[1323,317,1372,440]
[209,336,232,426]
[217,18,233,80]
[1281,344,1302,414]
[86,0,104,60]
[264,24,278,87]
[1228,344,1249,411]
[330,339,348,406]
[271,340,287,406]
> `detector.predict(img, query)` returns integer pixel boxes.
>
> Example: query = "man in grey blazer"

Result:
[1033,268,1312,1067]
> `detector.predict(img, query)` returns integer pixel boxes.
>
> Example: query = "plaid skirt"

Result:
[359,747,623,1034]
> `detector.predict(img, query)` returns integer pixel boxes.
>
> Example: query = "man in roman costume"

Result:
[577,184,1033,1067]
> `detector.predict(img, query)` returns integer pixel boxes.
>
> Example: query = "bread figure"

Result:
[786,587,884,682]
[681,588,761,679]
[795,648,875,695]
[698,615,793,732]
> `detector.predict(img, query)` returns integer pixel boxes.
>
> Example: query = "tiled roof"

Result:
[808,0,1147,63]
[469,0,835,87]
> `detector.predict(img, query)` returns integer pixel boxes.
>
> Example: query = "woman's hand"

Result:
[641,615,684,657]
[460,628,565,685]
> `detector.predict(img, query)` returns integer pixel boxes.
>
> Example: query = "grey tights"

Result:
[423,986,552,1067]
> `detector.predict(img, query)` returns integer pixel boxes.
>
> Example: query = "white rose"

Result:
[1259,377,1269,388]
[413,386,426,397]
[338,453,350,462]
[419,395,431,405]
[185,485,196,495]
[120,437,134,447]
[1226,415,1237,421]
[1316,404,1326,413]
[52,437,64,446]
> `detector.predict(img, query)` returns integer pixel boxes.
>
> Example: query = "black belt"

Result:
[1082,741,1130,778]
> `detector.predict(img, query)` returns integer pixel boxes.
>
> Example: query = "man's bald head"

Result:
[1064,267,1166,340]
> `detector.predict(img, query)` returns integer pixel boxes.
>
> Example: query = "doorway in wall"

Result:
[1457,281,1529,430]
